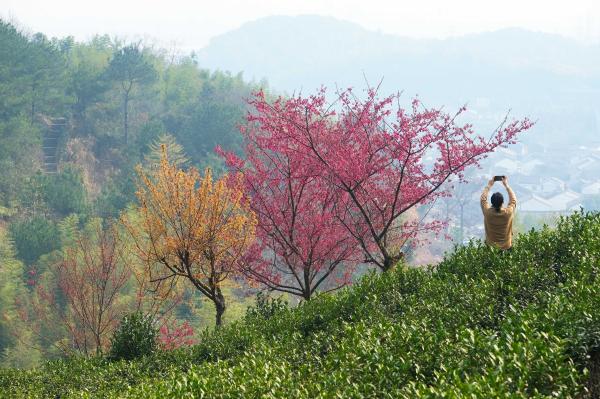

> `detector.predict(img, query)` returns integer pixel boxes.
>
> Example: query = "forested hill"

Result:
[0,19,260,221]
[0,19,262,366]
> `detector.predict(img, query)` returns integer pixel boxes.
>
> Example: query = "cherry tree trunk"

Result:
[214,288,226,328]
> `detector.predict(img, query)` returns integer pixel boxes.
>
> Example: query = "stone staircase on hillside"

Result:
[42,117,67,174]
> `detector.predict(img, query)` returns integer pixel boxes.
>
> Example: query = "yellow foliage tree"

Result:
[124,150,256,326]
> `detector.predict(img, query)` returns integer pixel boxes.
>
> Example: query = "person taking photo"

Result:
[480,176,517,250]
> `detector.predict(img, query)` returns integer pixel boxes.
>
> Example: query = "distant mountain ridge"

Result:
[196,15,600,144]
[196,15,600,88]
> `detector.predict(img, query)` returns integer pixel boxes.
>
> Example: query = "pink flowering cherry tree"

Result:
[242,87,533,272]
[218,115,361,300]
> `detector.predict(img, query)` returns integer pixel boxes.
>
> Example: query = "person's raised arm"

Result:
[480,178,494,211]
[502,176,517,213]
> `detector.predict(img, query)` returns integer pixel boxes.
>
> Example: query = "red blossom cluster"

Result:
[159,320,196,350]
[26,268,37,287]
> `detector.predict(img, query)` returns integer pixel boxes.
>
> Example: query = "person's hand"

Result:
[487,178,495,187]
[502,176,509,187]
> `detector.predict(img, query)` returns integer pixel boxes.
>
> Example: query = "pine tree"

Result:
[143,133,189,171]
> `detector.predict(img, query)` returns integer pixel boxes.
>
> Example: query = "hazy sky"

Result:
[2,0,600,50]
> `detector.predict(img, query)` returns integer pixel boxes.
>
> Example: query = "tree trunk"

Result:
[30,84,36,125]
[302,268,312,300]
[123,91,129,145]
[302,289,312,301]
[95,332,102,356]
[381,252,404,272]
[214,288,226,328]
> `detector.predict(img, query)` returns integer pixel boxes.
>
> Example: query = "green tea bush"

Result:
[109,312,158,361]
[244,292,289,322]
[2,211,600,398]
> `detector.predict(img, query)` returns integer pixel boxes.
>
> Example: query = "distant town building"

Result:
[582,181,600,196]
[520,190,581,213]
[541,177,566,196]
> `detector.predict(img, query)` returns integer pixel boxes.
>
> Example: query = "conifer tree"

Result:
[143,133,188,171]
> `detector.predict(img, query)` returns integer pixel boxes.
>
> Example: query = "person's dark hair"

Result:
[491,192,504,212]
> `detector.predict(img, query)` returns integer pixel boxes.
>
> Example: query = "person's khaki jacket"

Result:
[480,185,517,250]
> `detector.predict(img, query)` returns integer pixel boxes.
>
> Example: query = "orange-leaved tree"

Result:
[124,151,256,327]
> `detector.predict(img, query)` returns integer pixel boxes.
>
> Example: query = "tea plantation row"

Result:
[1,211,599,398]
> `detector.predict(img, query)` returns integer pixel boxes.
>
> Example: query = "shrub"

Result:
[39,165,88,216]
[8,216,60,265]
[109,312,158,361]
[244,292,289,322]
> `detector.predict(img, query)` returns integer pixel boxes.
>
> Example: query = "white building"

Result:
[520,190,581,213]
[582,181,600,196]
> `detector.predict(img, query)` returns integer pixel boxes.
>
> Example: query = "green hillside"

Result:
[1,210,599,398]
[0,20,264,362]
